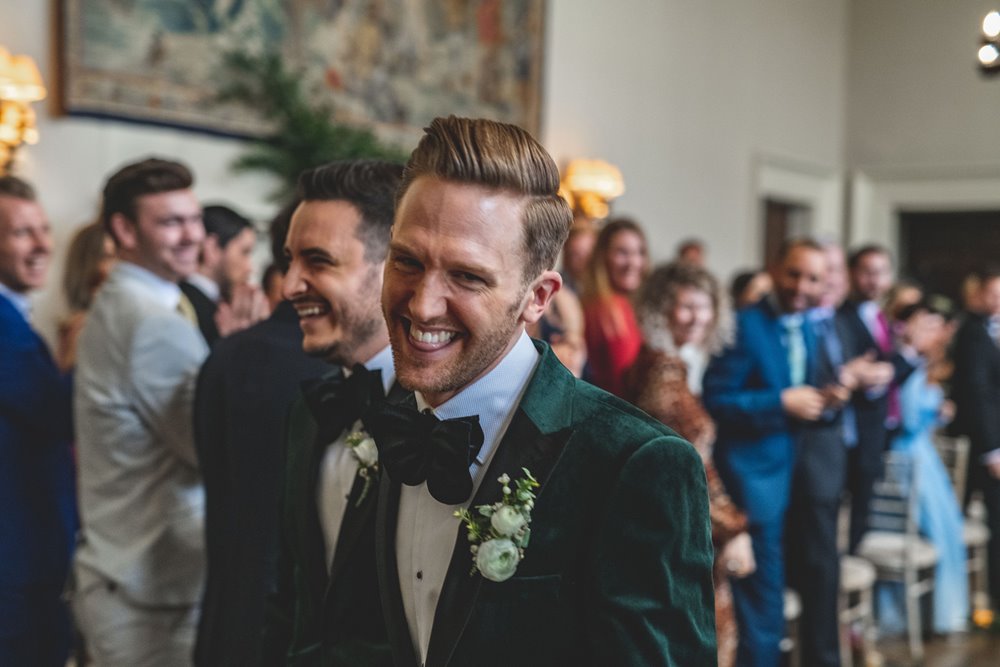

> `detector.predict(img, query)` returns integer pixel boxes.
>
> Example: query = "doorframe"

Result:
[849,166,1000,250]
[753,153,845,259]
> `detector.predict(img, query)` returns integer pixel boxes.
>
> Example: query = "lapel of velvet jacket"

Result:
[423,341,575,667]
[323,379,409,616]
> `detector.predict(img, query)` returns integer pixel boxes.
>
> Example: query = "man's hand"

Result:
[719,531,756,579]
[820,383,851,410]
[781,386,826,421]
[840,352,894,391]
[215,284,269,337]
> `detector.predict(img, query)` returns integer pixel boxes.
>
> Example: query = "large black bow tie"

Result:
[301,365,384,443]
[366,402,484,505]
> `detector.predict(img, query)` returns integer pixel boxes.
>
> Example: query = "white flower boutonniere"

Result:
[455,468,539,582]
[344,419,379,507]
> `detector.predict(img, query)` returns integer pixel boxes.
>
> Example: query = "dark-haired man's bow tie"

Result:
[301,365,385,443]
[366,402,484,505]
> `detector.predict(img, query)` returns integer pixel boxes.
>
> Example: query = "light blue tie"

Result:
[783,315,806,386]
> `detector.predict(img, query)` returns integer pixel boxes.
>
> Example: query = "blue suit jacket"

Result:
[0,293,76,590]
[703,299,817,526]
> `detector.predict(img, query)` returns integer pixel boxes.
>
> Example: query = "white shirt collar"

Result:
[0,282,31,320]
[415,330,540,469]
[186,272,220,302]
[114,261,182,310]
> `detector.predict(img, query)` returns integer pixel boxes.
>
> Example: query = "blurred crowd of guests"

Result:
[2,154,999,667]
[536,219,999,666]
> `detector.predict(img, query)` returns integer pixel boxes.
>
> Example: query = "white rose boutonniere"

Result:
[344,420,379,506]
[455,468,539,582]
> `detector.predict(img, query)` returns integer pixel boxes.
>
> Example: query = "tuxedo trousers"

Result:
[73,567,198,667]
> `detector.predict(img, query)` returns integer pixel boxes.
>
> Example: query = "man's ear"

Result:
[109,213,137,251]
[519,269,562,325]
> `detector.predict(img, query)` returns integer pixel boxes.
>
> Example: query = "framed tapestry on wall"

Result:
[56,0,546,143]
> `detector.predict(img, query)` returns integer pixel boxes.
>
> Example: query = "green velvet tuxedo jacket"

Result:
[375,342,716,667]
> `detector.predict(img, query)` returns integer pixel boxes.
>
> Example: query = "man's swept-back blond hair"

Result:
[398,116,572,283]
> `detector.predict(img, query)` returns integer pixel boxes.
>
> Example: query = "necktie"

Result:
[176,292,198,326]
[366,402,484,505]
[783,315,806,386]
[873,310,892,354]
[301,365,385,443]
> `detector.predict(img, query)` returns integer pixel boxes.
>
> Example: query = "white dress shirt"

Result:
[0,281,30,320]
[396,331,540,663]
[318,345,396,570]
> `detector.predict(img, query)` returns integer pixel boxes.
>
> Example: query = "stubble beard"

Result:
[391,294,525,398]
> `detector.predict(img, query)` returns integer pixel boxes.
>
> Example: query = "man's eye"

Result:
[457,272,484,284]
[394,256,421,271]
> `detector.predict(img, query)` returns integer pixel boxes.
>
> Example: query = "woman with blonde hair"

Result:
[624,261,751,667]
[580,217,648,396]
[56,221,114,371]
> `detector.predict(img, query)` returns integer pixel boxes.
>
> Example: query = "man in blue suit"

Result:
[0,176,76,666]
[704,237,829,667]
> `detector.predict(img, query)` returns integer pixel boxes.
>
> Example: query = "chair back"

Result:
[932,432,970,503]
[868,450,922,572]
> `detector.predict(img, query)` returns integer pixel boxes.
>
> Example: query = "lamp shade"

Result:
[561,159,625,201]
[0,49,46,102]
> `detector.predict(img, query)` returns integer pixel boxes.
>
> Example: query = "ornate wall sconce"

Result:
[559,158,625,221]
[0,47,46,174]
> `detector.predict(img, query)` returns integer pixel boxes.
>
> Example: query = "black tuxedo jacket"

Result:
[192,301,327,667]
[266,372,408,666]
[374,342,716,667]
[952,312,1000,465]
[180,279,221,346]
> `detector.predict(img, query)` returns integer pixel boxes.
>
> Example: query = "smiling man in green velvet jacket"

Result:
[367,116,716,667]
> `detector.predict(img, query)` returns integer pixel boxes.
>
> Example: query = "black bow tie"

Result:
[301,365,385,443]
[366,401,484,505]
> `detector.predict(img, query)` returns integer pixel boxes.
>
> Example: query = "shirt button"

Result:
[416,570,423,580]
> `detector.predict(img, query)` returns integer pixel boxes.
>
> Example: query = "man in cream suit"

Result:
[73,158,208,666]
[369,116,715,666]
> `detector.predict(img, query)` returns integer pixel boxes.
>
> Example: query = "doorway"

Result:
[898,209,1000,305]
[762,198,812,268]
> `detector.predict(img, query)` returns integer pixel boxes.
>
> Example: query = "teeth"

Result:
[298,306,323,317]
[410,326,455,345]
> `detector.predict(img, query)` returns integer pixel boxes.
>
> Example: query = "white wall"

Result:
[846,1,1000,245]
[1,0,849,339]
[543,0,849,274]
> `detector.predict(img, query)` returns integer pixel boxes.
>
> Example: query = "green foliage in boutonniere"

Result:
[455,468,539,582]
[344,420,379,507]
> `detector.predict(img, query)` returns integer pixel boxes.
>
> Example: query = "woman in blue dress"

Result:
[878,299,968,634]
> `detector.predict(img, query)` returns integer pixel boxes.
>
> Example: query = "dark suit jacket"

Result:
[703,299,818,525]
[180,279,221,346]
[375,342,716,667]
[0,293,76,592]
[951,312,1000,466]
[193,301,327,667]
[796,314,847,502]
[267,371,409,667]
[836,300,916,473]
